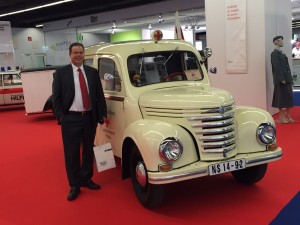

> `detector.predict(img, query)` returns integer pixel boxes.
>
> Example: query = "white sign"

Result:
[225,0,247,74]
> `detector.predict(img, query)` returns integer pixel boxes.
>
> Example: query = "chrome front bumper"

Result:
[148,149,282,184]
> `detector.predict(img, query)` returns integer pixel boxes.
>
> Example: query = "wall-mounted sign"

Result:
[225,0,247,74]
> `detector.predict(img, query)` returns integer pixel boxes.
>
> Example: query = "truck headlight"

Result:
[257,122,276,145]
[159,137,183,162]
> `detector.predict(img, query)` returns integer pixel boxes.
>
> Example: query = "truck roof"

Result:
[84,39,197,57]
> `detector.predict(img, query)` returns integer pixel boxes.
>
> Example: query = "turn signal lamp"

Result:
[159,163,173,172]
[267,143,278,151]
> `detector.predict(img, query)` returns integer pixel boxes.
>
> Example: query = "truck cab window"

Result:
[98,58,121,92]
[127,50,203,87]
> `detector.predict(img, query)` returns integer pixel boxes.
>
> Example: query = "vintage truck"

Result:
[0,70,24,106]
[92,31,282,208]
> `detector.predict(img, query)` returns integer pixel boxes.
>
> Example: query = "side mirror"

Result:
[199,47,213,62]
[209,66,217,74]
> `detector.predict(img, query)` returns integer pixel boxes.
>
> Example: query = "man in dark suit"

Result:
[52,42,107,201]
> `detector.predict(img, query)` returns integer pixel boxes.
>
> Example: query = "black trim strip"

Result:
[105,95,125,102]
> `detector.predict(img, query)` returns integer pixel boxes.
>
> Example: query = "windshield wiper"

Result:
[163,46,179,66]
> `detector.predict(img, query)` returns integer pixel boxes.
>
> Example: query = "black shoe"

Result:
[81,179,101,190]
[67,187,80,201]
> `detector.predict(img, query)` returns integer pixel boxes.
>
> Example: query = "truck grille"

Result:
[143,104,236,157]
[187,104,236,156]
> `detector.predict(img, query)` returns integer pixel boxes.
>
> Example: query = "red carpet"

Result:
[0,105,299,225]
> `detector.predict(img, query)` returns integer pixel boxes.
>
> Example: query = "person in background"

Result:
[271,36,295,124]
[292,41,300,58]
[52,42,107,201]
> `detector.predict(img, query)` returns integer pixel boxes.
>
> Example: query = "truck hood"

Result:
[139,86,234,108]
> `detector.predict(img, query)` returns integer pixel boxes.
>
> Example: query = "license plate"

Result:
[208,159,246,175]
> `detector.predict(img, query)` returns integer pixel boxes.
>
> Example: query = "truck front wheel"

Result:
[129,146,165,208]
[231,164,268,185]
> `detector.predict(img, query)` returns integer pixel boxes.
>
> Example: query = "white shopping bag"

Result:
[93,143,116,172]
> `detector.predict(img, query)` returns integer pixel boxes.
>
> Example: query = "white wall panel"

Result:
[205,0,292,113]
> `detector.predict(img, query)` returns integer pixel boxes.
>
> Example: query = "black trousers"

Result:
[61,112,97,187]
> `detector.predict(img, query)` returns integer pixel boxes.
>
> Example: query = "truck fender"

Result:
[122,119,198,172]
[235,106,275,153]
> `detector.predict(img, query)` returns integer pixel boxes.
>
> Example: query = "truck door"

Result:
[3,73,24,105]
[95,56,125,158]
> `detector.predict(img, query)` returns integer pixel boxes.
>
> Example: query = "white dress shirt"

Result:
[69,63,91,111]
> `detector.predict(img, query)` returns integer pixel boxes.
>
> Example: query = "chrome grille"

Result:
[187,104,236,156]
[143,104,236,157]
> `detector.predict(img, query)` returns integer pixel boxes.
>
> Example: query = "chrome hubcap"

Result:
[136,161,147,188]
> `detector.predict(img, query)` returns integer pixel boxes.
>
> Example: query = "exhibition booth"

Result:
[0,0,299,225]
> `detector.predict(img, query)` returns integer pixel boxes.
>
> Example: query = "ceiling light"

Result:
[158,14,164,24]
[36,24,44,28]
[148,24,152,29]
[0,0,74,18]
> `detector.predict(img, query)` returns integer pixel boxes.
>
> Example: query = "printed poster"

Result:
[226,0,247,73]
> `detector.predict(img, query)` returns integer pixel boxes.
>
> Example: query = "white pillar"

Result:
[265,0,292,114]
[0,21,16,71]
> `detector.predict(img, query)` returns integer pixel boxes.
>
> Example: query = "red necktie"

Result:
[77,68,90,110]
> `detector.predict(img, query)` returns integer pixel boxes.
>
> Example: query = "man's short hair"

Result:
[273,36,283,43]
[69,42,84,55]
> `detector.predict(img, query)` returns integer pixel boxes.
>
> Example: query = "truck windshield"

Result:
[127,50,203,87]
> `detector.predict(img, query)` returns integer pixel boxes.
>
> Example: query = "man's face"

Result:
[70,45,84,67]
[296,42,300,48]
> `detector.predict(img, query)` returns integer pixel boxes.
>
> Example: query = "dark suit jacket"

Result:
[271,49,293,85]
[52,64,107,126]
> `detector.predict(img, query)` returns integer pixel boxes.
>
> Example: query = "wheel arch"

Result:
[121,137,136,180]
[121,119,197,172]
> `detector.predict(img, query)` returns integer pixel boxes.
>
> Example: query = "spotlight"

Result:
[158,15,164,24]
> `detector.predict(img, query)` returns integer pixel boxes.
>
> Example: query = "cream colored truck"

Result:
[85,33,282,208]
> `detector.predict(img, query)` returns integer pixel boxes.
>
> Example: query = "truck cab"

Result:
[85,32,282,208]
[0,71,24,106]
